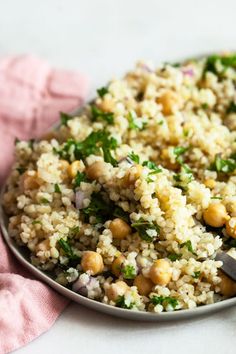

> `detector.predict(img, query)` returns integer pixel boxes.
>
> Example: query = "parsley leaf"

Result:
[82,192,111,224]
[74,172,87,187]
[113,207,130,223]
[54,184,61,193]
[192,271,201,279]
[204,54,236,75]
[167,253,182,261]
[127,111,147,130]
[116,295,134,309]
[150,295,178,309]
[58,239,80,263]
[180,240,197,256]
[210,154,236,174]
[41,198,50,204]
[128,151,140,164]
[55,131,118,166]
[91,105,114,124]
[142,160,162,174]
[60,112,73,126]
[32,220,42,225]
[97,87,109,98]
[227,101,236,114]
[131,218,160,242]
[16,166,26,175]
[121,265,136,279]
[173,146,189,164]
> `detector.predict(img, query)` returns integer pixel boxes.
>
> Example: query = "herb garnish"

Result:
[82,192,112,224]
[121,265,136,279]
[60,112,73,126]
[210,154,236,174]
[131,218,160,242]
[91,105,114,124]
[41,198,50,204]
[55,131,118,166]
[58,239,80,263]
[128,151,140,164]
[192,271,201,279]
[227,101,236,114]
[116,295,134,309]
[54,184,61,193]
[150,295,178,309]
[127,111,147,131]
[97,87,109,98]
[113,207,130,223]
[173,146,189,164]
[180,240,197,256]
[204,54,236,75]
[167,253,182,261]
[16,167,26,175]
[74,172,87,187]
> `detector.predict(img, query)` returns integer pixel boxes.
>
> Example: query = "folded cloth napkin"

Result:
[0,55,89,354]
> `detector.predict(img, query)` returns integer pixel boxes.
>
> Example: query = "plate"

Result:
[1,184,236,321]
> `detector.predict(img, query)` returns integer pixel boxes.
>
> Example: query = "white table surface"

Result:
[1,0,236,353]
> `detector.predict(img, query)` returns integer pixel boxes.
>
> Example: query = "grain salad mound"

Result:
[4,54,236,313]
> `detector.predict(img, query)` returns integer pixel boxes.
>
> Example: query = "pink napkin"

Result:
[0,55,90,354]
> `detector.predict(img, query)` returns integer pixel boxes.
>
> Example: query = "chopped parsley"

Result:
[16,166,26,175]
[180,240,197,256]
[97,87,109,98]
[128,151,140,164]
[192,271,201,279]
[204,54,236,75]
[91,105,114,124]
[173,164,193,190]
[69,226,80,237]
[173,146,189,164]
[60,112,73,126]
[55,131,118,166]
[201,103,209,110]
[121,265,136,279]
[150,295,178,309]
[41,198,50,204]
[131,218,160,242]
[113,207,130,223]
[116,295,134,309]
[167,253,182,261]
[58,238,80,263]
[127,111,147,131]
[32,220,42,225]
[74,172,87,187]
[82,192,112,224]
[54,184,61,193]
[142,160,162,174]
[210,154,236,174]
[227,101,236,114]
[211,196,222,200]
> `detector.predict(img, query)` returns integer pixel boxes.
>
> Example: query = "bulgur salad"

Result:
[3,53,236,313]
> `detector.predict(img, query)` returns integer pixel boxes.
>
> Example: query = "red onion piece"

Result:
[182,67,194,77]
[75,191,85,209]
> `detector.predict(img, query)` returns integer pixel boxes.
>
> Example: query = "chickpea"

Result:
[225,217,236,238]
[111,255,125,277]
[98,98,114,112]
[149,259,172,286]
[161,148,179,171]
[85,161,106,180]
[20,172,41,191]
[203,203,229,228]
[219,271,236,297]
[81,251,104,275]
[157,91,181,116]
[134,274,153,296]
[109,218,132,239]
[204,179,216,189]
[59,160,70,181]
[121,165,143,187]
[106,281,129,302]
[68,160,85,179]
